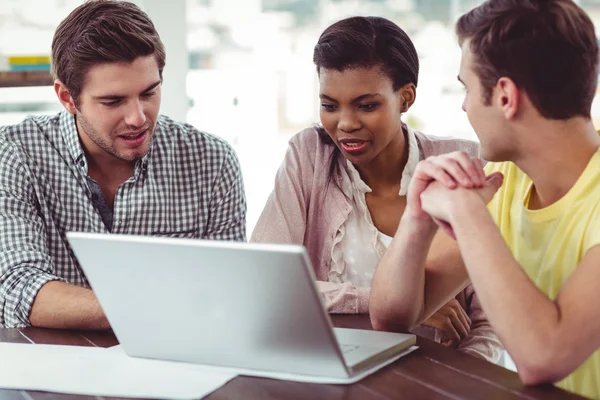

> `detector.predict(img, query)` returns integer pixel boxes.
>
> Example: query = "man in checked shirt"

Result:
[0,1,247,328]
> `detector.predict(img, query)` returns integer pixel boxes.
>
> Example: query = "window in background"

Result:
[184,0,486,232]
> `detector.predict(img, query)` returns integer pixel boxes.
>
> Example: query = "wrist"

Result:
[448,190,487,227]
[400,207,438,237]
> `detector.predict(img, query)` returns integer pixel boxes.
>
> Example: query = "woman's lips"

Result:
[340,140,368,154]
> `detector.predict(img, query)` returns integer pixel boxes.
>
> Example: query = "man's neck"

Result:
[86,153,135,189]
[512,118,600,210]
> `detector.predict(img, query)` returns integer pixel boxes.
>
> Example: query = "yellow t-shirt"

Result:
[485,149,600,398]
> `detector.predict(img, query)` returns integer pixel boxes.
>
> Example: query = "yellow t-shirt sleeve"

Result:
[583,209,600,254]
[584,141,600,251]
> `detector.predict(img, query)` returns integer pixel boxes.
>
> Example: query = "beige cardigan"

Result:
[252,127,503,362]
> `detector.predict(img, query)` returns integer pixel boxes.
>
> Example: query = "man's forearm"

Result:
[449,197,561,375]
[29,281,110,329]
[370,212,437,331]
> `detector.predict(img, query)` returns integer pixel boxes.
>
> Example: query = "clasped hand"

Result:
[406,151,504,238]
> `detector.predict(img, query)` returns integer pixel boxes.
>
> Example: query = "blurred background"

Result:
[1,0,600,235]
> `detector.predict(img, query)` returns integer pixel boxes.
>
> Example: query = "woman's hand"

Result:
[421,298,472,347]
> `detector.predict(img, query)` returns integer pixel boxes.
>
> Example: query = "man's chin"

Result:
[119,136,153,161]
[125,151,149,162]
[116,147,150,163]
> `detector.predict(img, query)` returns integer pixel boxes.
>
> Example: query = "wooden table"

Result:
[0,315,586,400]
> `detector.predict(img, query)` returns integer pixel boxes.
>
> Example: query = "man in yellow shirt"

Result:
[370,0,600,397]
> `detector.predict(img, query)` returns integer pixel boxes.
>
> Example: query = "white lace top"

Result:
[327,126,420,287]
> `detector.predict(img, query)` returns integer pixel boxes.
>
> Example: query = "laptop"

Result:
[66,232,416,381]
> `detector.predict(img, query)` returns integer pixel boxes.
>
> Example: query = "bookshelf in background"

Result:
[0,55,53,87]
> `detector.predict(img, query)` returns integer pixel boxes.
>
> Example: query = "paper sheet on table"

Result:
[0,342,236,400]
[0,342,416,400]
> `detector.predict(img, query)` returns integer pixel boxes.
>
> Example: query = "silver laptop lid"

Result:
[67,232,350,378]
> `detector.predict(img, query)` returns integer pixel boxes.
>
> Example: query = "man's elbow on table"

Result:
[369,302,417,333]
[518,365,570,387]
[515,347,572,387]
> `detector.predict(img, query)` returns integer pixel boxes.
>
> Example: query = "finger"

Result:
[474,158,486,185]
[428,157,474,188]
[455,304,472,332]
[479,172,504,203]
[450,309,470,339]
[446,300,469,337]
[453,152,485,187]
[486,171,504,184]
[450,299,471,331]
[421,161,458,188]
[442,319,461,342]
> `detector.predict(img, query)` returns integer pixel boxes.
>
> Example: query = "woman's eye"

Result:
[359,103,378,111]
[321,103,337,112]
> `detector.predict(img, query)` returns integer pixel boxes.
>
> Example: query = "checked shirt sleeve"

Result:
[204,145,247,242]
[0,138,64,327]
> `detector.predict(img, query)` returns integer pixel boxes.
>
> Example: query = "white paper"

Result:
[0,343,236,400]
[0,342,416,400]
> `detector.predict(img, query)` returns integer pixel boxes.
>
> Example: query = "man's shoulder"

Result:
[0,113,60,157]
[155,115,235,156]
[1,114,57,140]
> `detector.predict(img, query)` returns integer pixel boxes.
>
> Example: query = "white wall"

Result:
[138,0,189,122]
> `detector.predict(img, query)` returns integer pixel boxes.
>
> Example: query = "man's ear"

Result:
[400,83,416,113]
[54,80,77,115]
[495,77,519,120]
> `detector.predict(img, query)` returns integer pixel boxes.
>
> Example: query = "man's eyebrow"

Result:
[93,94,124,101]
[92,81,161,101]
[141,81,161,93]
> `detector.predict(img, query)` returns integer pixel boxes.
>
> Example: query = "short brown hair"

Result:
[51,0,166,108]
[457,0,599,120]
